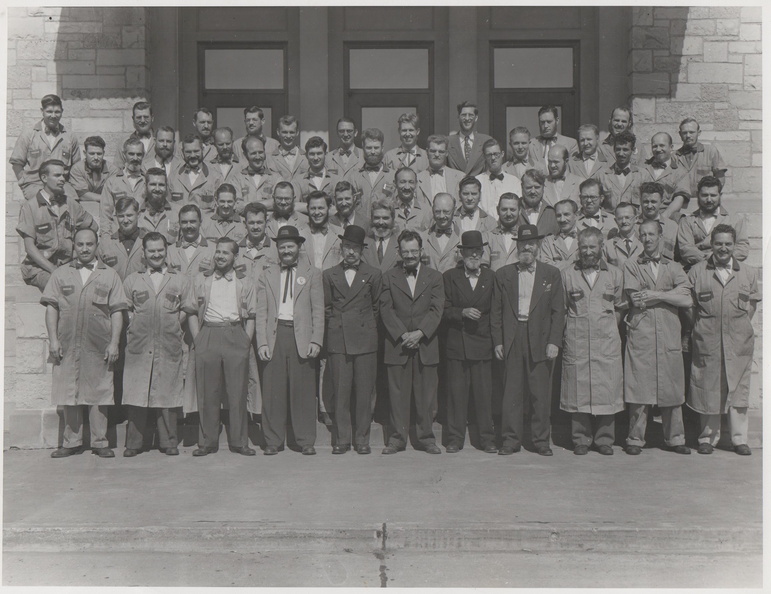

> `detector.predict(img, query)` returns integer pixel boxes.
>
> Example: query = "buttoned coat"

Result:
[266,147,309,182]
[345,163,397,220]
[326,147,364,179]
[443,266,495,361]
[543,172,583,207]
[99,169,147,237]
[168,162,221,215]
[96,229,148,281]
[567,150,608,181]
[421,226,463,274]
[674,142,727,197]
[361,232,401,272]
[10,120,80,190]
[167,237,215,277]
[676,207,749,269]
[596,164,646,211]
[603,233,644,269]
[447,132,492,177]
[485,226,519,271]
[539,233,579,271]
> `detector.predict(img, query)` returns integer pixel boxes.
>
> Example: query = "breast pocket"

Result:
[163,291,181,312]
[737,292,750,312]
[696,290,715,317]
[34,222,55,248]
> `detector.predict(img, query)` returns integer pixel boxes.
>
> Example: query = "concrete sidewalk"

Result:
[3,443,762,586]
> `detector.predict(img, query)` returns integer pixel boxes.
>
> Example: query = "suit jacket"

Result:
[528,134,579,173]
[518,202,559,236]
[323,262,382,355]
[380,264,444,366]
[421,226,463,274]
[255,260,324,357]
[416,166,465,205]
[447,132,492,177]
[491,261,566,362]
[345,163,397,220]
[567,150,608,181]
[543,172,583,207]
[485,226,519,271]
[326,146,364,179]
[442,266,494,360]
[596,163,646,210]
[362,232,401,272]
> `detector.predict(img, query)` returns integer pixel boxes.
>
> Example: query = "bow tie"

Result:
[214,270,234,281]
[435,227,453,237]
[614,165,631,175]
[342,263,359,271]
[651,161,667,169]
[584,213,602,221]
[561,231,577,239]
[246,239,264,250]
[465,269,480,278]
[517,263,535,273]
[309,170,324,178]
[511,158,529,165]
[281,264,296,272]
[76,261,96,270]
[184,166,201,175]
[247,167,265,176]
[364,164,381,172]
[340,149,352,157]
[405,268,418,277]
[640,255,661,264]
[578,262,600,271]
[181,240,200,249]
[430,168,444,176]
[551,175,566,182]
[500,227,517,236]
[280,148,297,157]
[489,173,504,182]
[50,193,68,206]
[460,210,476,219]
[680,145,698,155]
[582,154,596,161]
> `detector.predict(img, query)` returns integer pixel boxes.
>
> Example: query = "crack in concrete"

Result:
[374,522,388,587]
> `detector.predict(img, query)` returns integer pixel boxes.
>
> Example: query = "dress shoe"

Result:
[382,445,400,455]
[735,444,752,456]
[425,444,442,454]
[50,447,82,459]
[445,444,460,453]
[573,445,589,456]
[536,446,553,456]
[164,447,179,456]
[498,445,520,455]
[92,447,115,458]
[123,448,141,458]
[625,445,642,456]
[697,443,713,455]
[597,445,614,456]
[230,446,256,456]
[263,446,279,456]
[356,445,371,455]
[671,445,691,455]
[192,447,217,457]
[332,445,350,454]
[302,445,316,456]
[483,444,498,454]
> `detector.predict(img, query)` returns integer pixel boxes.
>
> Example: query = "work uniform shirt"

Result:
[384,145,429,174]
[575,210,618,239]
[266,210,309,238]
[485,225,519,271]
[68,160,114,201]
[394,198,433,232]
[99,168,146,237]
[345,163,396,220]
[539,231,579,271]
[266,146,309,182]
[300,224,343,271]
[168,162,220,215]
[641,159,692,215]
[326,146,364,179]
[10,120,80,190]
[603,233,643,269]
[421,225,466,274]
[122,268,194,408]
[234,235,277,280]
[687,257,760,414]
[560,260,625,415]
[676,207,750,269]
[167,236,215,277]
[567,150,608,181]
[96,228,147,281]
[636,216,678,260]
[298,168,342,203]
[623,254,691,406]
[232,135,280,165]
[40,261,128,405]
[503,157,534,180]
[200,211,247,243]
[596,162,646,211]
[137,201,180,243]
[231,168,290,214]
[674,142,727,197]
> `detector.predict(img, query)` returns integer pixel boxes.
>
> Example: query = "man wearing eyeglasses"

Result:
[575,178,617,239]
[476,139,522,219]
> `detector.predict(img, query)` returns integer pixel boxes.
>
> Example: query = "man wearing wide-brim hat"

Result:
[491,224,566,456]
[442,231,497,453]
[322,225,383,454]
[255,225,324,455]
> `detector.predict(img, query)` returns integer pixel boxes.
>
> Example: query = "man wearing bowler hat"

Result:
[256,225,324,455]
[442,231,497,453]
[323,225,382,454]
[491,224,565,456]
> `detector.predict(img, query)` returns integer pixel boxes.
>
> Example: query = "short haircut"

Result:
[426,134,449,148]
[538,105,559,119]
[216,236,239,255]
[459,175,482,192]
[214,126,234,140]
[614,201,636,214]
[181,134,202,148]
[278,114,298,128]
[371,199,395,219]
[679,116,700,130]
[698,175,723,195]
[651,131,673,145]
[142,231,168,249]
[577,123,599,137]
[179,204,202,221]
[456,101,478,115]
[83,136,106,151]
[639,181,664,200]
[216,183,237,200]
[394,166,417,181]
[242,202,268,220]
[509,126,531,139]
[333,180,354,196]
[132,101,152,116]
[41,94,63,109]
[711,223,736,243]
[194,107,212,120]
[304,136,328,153]
[397,229,423,249]
[115,196,139,214]
[123,137,145,153]
[145,167,167,180]
[522,168,546,186]
[337,117,356,128]
[244,106,264,118]
[397,112,419,129]
[577,226,604,244]
[74,227,98,243]
[498,192,520,209]
[482,138,502,154]
[614,130,637,148]
[639,219,662,235]
[611,106,634,129]
[579,178,603,196]
[307,190,331,207]
[555,199,578,214]
[361,128,384,144]
[273,180,296,198]
[156,125,175,138]
[39,159,66,178]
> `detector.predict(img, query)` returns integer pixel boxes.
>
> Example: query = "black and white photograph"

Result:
[2,2,764,588]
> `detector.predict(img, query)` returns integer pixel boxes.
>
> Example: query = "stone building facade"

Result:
[4,6,762,447]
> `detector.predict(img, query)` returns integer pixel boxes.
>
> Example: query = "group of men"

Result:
[13,94,759,459]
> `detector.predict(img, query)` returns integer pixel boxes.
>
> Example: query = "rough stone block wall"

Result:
[5,7,150,443]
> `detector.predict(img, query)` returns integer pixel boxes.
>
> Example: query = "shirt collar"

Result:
[213,269,235,281]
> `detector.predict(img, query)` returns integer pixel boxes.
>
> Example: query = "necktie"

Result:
[281,266,294,303]
[624,238,632,254]
[403,205,410,220]
[403,151,414,167]
[342,218,350,229]
[377,238,385,264]
[490,173,504,182]
[76,261,95,270]
[463,136,471,161]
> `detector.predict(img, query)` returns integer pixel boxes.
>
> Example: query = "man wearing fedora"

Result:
[323,225,382,454]
[256,225,324,455]
[442,231,497,453]
[491,224,565,456]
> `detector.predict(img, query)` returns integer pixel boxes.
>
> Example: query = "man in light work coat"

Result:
[96,197,148,281]
[323,225,382,455]
[560,227,625,455]
[686,224,760,456]
[42,228,127,458]
[539,199,579,271]
[122,232,194,457]
[623,220,692,456]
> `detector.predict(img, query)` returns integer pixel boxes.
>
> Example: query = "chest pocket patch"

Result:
[134,290,149,305]
[171,192,183,202]
[602,292,615,302]
[200,194,214,203]
[35,223,53,234]
[164,292,179,309]
[197,296,205,306]
[61,284,75,296]
[569,289,584,301]
[102,255,118,267]
[698,291,713,302]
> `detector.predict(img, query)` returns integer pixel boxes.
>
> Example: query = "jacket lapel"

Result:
[528,263,547,314]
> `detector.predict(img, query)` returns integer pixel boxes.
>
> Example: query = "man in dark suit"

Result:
[442,231,497,453]
[362,200,400,272]
[491,224,566,456]
[447,101,492,177]
[380,230,445,454]
[323,225,382,455]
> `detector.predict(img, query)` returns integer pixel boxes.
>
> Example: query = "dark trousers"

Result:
[195,324,250,449]
[261,322,317,448]
[446,358,494,448]
[329,351,377,447]
[125,405,179,450]
[571,413,615,447]
[386,355,438,449]
[501,319,553,449]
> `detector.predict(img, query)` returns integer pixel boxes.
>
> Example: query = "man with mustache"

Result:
[99,137,147,237]
[543,145,582,206]
[137,168,181,243]
[539,199,580,271]
[233,136,291,215]
[346,128,396,220]
[68,135,114,205]
[603,202,643,269]
[362,200,401,272]
[642,132,691,221]
[675,117,727,197]
[393,167,432,232]
[637,182,678,261]
[517,169,558,237]
[567,124,608,181]
[146,126,182,177]
[193,108,216,163]
[596,130,646,211]
[330,180,369,231]
[575,178,617,239]
[486,193,521,271]
[168,135,221,216]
